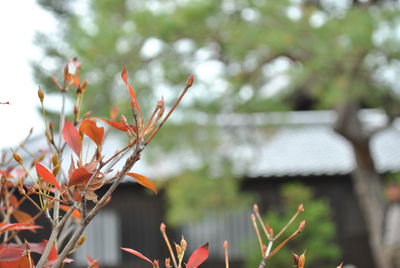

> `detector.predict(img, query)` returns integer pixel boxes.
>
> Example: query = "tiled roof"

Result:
[9,109,400,179]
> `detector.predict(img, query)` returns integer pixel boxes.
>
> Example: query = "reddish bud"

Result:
[262,244,267,255]
[223,240,229,249]
[253,204,259,213]
[153,260,159,268]
[160,222,166,232]
[266,223,274,237]
[251,213,256,221]
[297,204,304,212]
[186,74,194,87]
[292,252,299,265]
[298,220,306,232]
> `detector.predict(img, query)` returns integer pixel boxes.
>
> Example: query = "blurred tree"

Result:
[245,183,340,268]
[35,0,400,266]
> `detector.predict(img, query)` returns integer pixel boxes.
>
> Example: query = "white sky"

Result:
[0,1,55,149]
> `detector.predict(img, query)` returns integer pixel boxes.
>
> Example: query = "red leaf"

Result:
[35,162,61,191]
[126,173,157,194]
[186,243,209,268]
[59,205,81,219]
[0,255,31,268]
[80,119,104,146]
[120,248,152,265]
[121,66,140,112]
[62,119,82,156]
[0,223,43,233]
[68,167,92,187]
[0,247,23,261]
[87,256,100,268]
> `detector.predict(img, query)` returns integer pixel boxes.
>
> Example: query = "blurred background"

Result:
[2,0,400,267]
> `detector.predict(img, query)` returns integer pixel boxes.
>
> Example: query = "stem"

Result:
[52,145,144,268]
[35,207,74,267]
[273,210,299,241]
[251,214,264,257]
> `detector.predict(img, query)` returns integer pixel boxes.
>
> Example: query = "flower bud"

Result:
[38,88,45,103]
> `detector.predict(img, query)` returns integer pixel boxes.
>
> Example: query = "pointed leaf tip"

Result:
[126,173,157,194]
[121,248,153,265]
[186,242,209,268]
[35,162,61,190]
[62,119,82,156]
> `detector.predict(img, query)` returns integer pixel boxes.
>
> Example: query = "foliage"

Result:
[0,61,193,267]
[245,183,340,268]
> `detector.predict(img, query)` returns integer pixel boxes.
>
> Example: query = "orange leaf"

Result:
[12,210,34,224]
[121,66,140,112]
[121,248,152,265]
[80,119,104,146]
[35,162,61,191]
[99,118,128,132]
[186,243,209,268]
[126,173,157,194]
[62,119,82,156]
[59,205,81,219]
[0,223,42,233]
[68,167,92,187]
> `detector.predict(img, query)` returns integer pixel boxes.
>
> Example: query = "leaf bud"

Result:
[253,204,259,213]
[153,260,159,268]
[180,236,187,252]
[298,220,306,232]
[291,252,299,266]
[51,153,58,167]
[38,88,45,103]
[336,262,344,268]
[223,240,229,249]
[298,251,306,268]
[165,258,171,268]
[175,243,182,258]
[52,165,60,176]
[297,204,304,212]
[81,80,88,92]
[185,74,194,88]
[13,152,23,164]
[77,235,86,248]
[160,222,166,233]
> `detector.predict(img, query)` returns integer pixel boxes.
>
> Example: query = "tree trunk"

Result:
[334,102,388,268]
